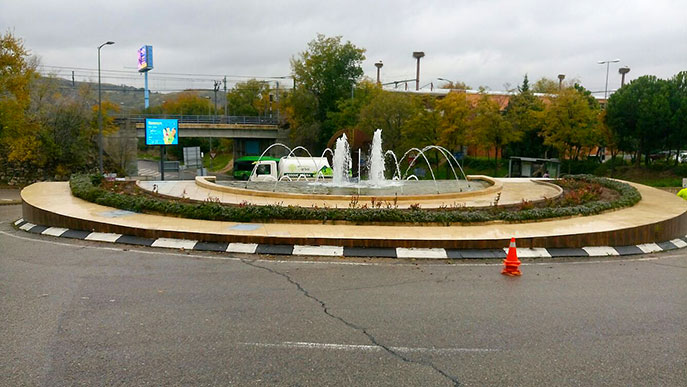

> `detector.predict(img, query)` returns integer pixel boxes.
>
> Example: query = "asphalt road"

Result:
[1,203,686,386]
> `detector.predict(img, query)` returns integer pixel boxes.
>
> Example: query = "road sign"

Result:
[210,151,217,159]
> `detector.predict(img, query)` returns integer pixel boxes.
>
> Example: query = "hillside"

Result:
[44,77,216,113]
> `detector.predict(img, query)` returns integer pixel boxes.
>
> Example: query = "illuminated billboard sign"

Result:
[145,119,178,146]
[137,45,153,72]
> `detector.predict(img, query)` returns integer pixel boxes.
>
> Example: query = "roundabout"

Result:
[18,175,687,256]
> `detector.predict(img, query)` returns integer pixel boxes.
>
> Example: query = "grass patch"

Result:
[203,153,231,172]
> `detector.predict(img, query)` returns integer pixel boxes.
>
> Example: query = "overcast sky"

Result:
[2,0,686,96]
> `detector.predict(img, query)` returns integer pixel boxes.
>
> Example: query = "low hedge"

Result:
[69,174,641,225]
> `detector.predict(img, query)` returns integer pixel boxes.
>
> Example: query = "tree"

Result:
[541,87,601,170]
[288,34,366,149]
[438,80,471,90]
[532,77,559,94]
[470,93,517,172]
[504,76,546,158]
[153,92,213,116]
[326,80,380,134]
[37,84,100,176]
[0,31,40,165]
[667,71,687,163]
[357,90,417,154]
[226,79,271,116]
[436,91,471,154]
[606,75,671,166]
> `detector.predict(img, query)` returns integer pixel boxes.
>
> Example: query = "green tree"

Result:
[37,84,101,176]
[400,96,443,172]
[438,80,471,90]
[541,87,601,170]
[532,77,560,94]
[470,93,517,173]
[327,80,380,134]
[504,76,546,158]
[667,71,687,163]
[357,90,417,154]
[289,34,366,149]
[606,75,671,166]
[227,79,271,116]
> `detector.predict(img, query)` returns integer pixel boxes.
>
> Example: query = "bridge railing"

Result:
[113,114,280,125]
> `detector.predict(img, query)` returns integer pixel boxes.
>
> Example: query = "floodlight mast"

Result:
[413,52,425,91]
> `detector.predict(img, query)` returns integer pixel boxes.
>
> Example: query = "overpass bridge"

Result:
[114,114,282,139]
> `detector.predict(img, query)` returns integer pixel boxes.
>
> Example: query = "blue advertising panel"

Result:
[145,119,178,145]
[137,45,153,72]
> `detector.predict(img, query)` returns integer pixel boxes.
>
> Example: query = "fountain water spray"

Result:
[332,133,351,185]
[368,129,386,185]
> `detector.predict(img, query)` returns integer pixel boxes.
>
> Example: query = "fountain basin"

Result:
[195,175,502,202]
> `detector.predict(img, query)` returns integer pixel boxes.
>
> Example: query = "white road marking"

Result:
[42,227,69,237]
[293,245,344,257]
[226,243,258,254]
[85,232,122,243]
[503,247,551,258]
[396,248,448,259]
[670,238,687,248]
[582,246,620,256]
[151,238,198,250]
[241,341,499,353]
[19,222,36,231]
[0,231,671,267]
[637,243,662,254]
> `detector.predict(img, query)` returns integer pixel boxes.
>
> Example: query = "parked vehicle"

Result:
[233,156,280,180]
[249,157,333,181]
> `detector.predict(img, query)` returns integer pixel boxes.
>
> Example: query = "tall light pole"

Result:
[557,74,565,90]
[598,58,620,100]
[619,66,630,87]
[412,51,424,91]
[97,41,115,175]
[374,61,383,85]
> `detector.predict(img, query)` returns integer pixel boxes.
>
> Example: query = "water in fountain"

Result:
[332,133,351,185]
[368,129,386,185]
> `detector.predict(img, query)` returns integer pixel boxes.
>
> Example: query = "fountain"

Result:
[210,129,494,200]
[211,129,491,199]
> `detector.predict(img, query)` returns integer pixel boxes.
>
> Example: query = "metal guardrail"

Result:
[113,114,280,125]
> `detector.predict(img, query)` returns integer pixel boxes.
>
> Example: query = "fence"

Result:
[113,114,280,125]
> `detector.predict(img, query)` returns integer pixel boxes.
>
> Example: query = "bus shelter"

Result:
[508,157,561,178]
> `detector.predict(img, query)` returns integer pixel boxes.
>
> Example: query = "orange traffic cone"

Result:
[501,237,522,276]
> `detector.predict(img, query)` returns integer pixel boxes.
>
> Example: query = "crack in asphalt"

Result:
[242,259,461,386]
[650,261,687,269]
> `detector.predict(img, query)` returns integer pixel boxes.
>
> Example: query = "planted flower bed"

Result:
[69,174,641,225]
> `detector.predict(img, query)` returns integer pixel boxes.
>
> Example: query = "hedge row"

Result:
[70,174,641,225]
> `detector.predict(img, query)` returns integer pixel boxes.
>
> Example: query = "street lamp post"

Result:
[619,66,631,87]
[437,77,453,88]
[412,51,424,91]
[598,59,620,100]
[97,41,115,175]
